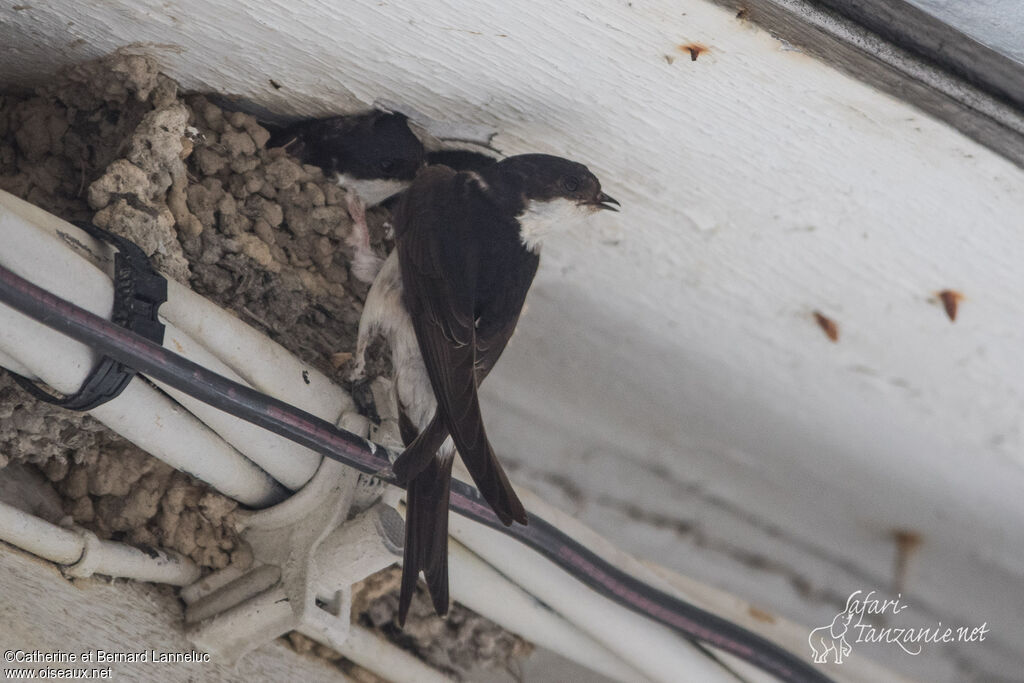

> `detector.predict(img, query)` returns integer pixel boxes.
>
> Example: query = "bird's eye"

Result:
[562,176,580,192]
[379,159,396,173]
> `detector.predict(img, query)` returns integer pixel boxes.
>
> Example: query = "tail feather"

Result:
[457,438,527,526]
[393,413,448,483]
[398,413,526,527]
[398,453,455,626]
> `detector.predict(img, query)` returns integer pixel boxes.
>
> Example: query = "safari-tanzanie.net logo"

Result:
[808,590,989,664]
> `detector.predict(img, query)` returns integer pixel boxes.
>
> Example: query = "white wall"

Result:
[4,1,1024,679]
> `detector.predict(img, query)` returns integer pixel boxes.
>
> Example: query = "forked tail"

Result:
[398,452,455,625]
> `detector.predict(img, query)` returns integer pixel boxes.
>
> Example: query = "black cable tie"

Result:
[10,221,167,411]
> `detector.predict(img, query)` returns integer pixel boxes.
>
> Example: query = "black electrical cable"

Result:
[0,263,833,683]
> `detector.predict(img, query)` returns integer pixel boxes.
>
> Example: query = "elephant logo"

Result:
[808,594,858,664]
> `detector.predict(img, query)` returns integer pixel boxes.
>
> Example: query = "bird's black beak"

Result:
[595,192,620,212]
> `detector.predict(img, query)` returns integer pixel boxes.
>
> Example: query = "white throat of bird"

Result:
[516,198,591,252]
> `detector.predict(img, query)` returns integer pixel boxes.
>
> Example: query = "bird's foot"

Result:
[345,190,385,284]
[348,357,367,383]
[346,191,370,247]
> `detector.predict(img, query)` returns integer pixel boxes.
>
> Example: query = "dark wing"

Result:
[391,312,523,485]
[473,255,538,380]
[394,166,527,526]
[391,300,531,485]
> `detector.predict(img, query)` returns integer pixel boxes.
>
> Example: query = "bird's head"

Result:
[490,154,619,251]
[341,112,426,182]
[322,111,426,205]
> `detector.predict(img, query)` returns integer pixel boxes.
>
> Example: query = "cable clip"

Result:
[11,221,167,411]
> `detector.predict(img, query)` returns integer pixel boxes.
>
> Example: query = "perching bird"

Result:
[352,154,618,624]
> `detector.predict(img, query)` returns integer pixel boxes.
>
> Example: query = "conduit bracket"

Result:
[181,415,403,663]
[59,525,101,579]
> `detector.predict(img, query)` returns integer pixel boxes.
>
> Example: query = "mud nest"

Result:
[0,51,530,679]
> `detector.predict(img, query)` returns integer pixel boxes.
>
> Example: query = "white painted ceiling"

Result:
[4,1,1024,679]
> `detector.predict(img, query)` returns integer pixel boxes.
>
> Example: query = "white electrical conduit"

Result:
[502,479,863,680]
[0,192,325,499]
[512,479,706,604]
[0,340,284,508]
[1,304,316,494]
[447,539,650,683]
[7,192,353,444]
[328,625,449,683]
[317,498,646,683]
[160,276,354,429]
[0,347,32,377]
[151,325,319,490]
[0,192,325,488]
[445,467,738,683]
[449,516,736,683]
[0,499,200,585]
